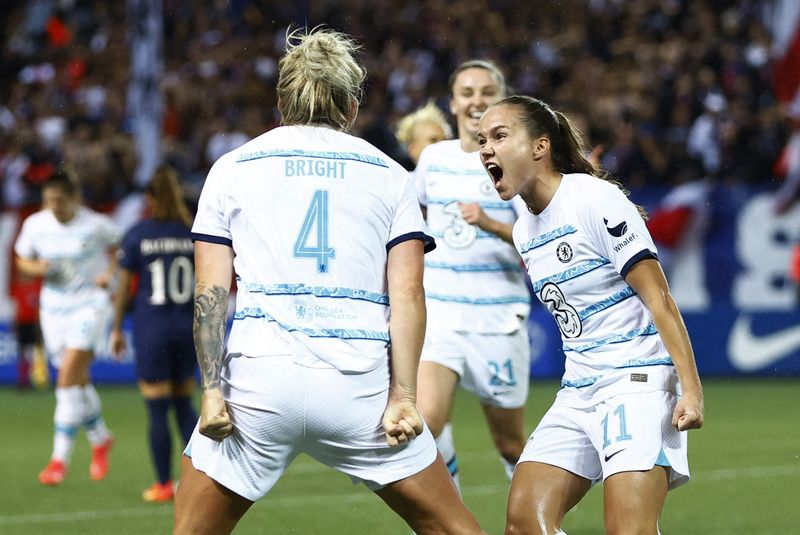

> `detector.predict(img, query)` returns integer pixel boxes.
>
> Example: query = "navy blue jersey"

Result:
[119,218,195,329]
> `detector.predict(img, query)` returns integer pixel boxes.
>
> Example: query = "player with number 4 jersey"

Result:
[174,29,484,535]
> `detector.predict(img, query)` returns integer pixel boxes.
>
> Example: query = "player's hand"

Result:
[672,392,704,431]
[382,396,424,447]
[200,388,234,441]
[109,328,126,361]
[459,202,488,229]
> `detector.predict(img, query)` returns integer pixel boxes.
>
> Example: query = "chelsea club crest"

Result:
[556,241,573,263]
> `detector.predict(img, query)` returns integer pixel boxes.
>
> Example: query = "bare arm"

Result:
[193,241,235,440]
[15,256,49,279]
[95,246,119,289]
[383,238,426,446]
[110,268,133,360]
[459,202,514,245]
[625,259,704,431]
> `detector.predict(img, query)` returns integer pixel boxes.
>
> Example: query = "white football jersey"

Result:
[414,140,530,334]
[192,125,434,373]
[514,174,674,405]
[14,207,121,312]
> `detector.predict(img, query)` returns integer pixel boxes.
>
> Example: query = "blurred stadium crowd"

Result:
[0,0,793,213]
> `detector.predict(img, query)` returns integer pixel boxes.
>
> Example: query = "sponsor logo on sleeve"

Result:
[604,217,628,237]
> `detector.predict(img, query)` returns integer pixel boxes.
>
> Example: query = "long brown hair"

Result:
[147,165,193,226]
[494,95,647,219]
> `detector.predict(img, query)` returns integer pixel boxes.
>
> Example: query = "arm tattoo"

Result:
[193,283,230,389]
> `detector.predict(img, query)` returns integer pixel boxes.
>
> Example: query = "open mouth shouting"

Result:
[485,162,503,187]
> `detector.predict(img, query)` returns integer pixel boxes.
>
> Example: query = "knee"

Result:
[505,513,540,535]
[495,436,525,464]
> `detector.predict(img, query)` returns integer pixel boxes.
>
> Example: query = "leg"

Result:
[39,348,93,484]
[603,468,669,535]
[56,348,93,388]
[171,377,198,443]
[482,404,527,480]
[375,454,484,534]
[416,361,459,438]
[436,422,461,490]
[140,380,174,487]
[174,455,253,535]
[417,362,462,489]
[506,461,591,535]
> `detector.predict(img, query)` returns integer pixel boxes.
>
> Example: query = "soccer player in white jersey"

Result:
[414,60,532,485]
[173,29,485,535]
[396,100,453,166]
[478,95,704,535]
[14,168,120,486]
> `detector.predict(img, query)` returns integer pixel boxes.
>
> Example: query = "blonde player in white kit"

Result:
[478,95,704,535]
[414,60,532,484]
[15,169,119,486]
[173,29,484,535]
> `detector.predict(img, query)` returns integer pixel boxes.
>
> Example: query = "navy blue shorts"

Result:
[133,326,196,384]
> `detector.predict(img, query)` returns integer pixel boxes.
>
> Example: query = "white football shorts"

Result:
[518,390,689,490]
[420,326,530,408]
[186,353,437,502]
[39,300,112,367]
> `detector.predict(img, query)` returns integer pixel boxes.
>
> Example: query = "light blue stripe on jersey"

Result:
[519,225,577,254]
[578,286,637,320]
[563,323,658,353]
[241,282,389,305]
[561,375,601,388]
[426,165,487,175]
[615,356,674,368]
[233,307,390,342]
[426,198,514,211]
[236,149,389,168]
[530,258,610,293]
[427,293,531,305]
[425,261,522,273]
[430,229,496,240]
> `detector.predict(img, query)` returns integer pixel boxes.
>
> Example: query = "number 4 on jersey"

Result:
[294,190,335,273]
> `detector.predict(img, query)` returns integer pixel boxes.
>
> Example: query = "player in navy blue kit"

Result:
[111,166,198,503]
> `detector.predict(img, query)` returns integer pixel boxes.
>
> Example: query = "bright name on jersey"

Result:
[139,237,193,255]
[284,158,346,179]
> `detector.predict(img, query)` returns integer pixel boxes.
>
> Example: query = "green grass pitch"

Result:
[1,378,798,534]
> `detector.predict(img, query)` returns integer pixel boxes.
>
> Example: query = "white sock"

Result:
[501,456,515,482]
[52,386,83,464]
[435,422,461,492]
[82,384,110,446]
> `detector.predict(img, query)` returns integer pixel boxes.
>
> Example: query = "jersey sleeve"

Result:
[387,175,436,253]
[191,159,233,247]
[412,150,429,207]
[14,216,37,258]
[584,184,658,279]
